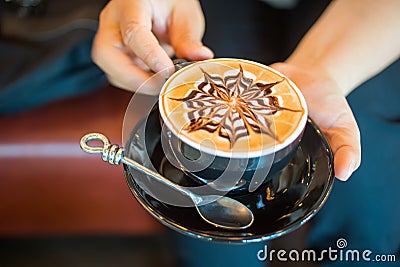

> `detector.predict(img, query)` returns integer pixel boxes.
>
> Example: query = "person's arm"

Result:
[272,0,400,181]
[287,0,400,95]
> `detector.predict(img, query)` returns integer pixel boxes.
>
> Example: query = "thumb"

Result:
[169,0,213,61]
[174,40,214,61]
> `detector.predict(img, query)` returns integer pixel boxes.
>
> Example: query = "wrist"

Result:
[285,54,353,96]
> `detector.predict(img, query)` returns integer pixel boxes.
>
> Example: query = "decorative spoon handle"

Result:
[80,133,193,198]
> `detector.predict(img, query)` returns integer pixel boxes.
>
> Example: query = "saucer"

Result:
[123,108,334,243]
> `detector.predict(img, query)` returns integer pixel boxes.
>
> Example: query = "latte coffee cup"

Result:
[159,58,307,193]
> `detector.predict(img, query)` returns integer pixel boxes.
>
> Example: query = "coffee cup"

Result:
[159,58,307,193]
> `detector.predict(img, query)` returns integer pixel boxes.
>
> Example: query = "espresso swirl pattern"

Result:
[159,59,307,155]
[170,66,300,147]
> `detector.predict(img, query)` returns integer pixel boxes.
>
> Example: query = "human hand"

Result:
[270,62,361,181]
[92,0,214,94]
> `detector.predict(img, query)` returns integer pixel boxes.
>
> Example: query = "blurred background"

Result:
[0,0,330,266]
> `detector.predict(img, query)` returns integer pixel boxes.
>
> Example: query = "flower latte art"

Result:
[159,59,307,156]
[170,66,300,147]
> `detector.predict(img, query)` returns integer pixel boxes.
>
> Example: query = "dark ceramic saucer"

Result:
[123,108,334,243]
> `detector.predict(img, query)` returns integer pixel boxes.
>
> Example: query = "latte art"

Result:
[159,59,307,156]
[170,66,300,147]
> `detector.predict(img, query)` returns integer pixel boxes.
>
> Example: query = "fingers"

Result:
[169,0,214,60]
[92,0,212,94]
[323,109,361,181]
[92,2,152,93]
[119,0,174,73]
[92,1,173,94]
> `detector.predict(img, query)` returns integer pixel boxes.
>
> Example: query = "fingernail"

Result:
[154,62,174,79]
[155,62,169,72]
[344,160,356,181]
[198,46,214,58]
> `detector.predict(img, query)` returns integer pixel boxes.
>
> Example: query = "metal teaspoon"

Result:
[80,133,254,230]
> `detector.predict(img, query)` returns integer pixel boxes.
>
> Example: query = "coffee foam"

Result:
[159,59,307,158]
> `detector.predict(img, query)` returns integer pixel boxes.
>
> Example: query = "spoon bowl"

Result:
[196,196,254,230]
